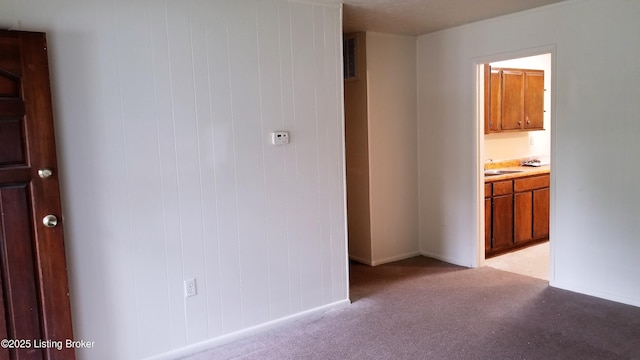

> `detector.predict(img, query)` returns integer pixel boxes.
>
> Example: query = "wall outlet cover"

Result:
[184,278,197,298]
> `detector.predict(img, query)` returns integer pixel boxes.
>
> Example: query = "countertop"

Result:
[484,159,550,182]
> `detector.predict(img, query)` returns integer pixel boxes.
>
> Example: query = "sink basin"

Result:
[484,170,524,176]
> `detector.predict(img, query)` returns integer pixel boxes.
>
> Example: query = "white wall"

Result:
[366,32,419,264]
[485,54,552,163]
[0,1,348,359]
[418,0,640,306]
[344,32,372,264]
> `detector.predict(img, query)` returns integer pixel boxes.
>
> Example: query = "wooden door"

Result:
[501,69,524,131]
[524,70,544,130]
[0,30,75,360]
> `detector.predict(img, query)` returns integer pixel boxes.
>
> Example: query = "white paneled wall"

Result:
[0,1,347,359]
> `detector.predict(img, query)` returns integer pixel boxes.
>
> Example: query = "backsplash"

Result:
[484,156,550,170]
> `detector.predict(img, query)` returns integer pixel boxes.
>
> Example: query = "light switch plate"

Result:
[271,131,289,145]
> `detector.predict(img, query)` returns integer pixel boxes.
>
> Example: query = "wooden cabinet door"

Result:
[514,192,533,243]
[487,67,501,133]
[524,70,544,130]
[501,69,524,130]
[485,198,492,252]
[492,194,513,251]
[533,188,550,239]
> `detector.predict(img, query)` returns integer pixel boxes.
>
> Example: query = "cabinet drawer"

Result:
[484,183,491,198]
[493,180,513,196]
[514,174,549,192]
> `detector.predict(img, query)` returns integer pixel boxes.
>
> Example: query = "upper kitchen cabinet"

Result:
[485,65,544,134]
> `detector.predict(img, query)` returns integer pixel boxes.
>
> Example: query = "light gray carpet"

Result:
[184,256,640,360]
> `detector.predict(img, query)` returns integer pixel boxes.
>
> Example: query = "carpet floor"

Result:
[184,256,640,360]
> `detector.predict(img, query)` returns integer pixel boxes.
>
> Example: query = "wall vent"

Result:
[343,34,357,80]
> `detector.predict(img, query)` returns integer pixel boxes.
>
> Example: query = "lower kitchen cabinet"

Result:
[492,194,514,252]
[514,191,533,243]
[485,198,491,250]
[485,173,550,257]
[533,188,550,239]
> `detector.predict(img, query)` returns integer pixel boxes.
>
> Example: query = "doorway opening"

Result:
[477,48,555,282]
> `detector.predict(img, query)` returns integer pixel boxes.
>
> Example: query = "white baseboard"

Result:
[549,281,640,308]
[348,254,373,265]
[349,251,421,266]
[419,250,471,268]
[143,299,351,360]
[370,251,421,266]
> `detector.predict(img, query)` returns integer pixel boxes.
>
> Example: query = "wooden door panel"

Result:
[492,195,513,250]
[533,188,550,239]
[488,68,501,132]
[524,70,544,129]
[485,198,492,252]
[0,118,27,165]
[0,185,46,360]
[0,37,21,75]
[501,69,524,130]
[514,192,533,243]
[0,70,27,167]
[0,271,8,360]
[0,72,20,96]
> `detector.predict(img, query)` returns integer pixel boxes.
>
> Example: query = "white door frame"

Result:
[473,44,557,282]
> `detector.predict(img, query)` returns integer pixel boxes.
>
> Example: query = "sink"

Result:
[484,170,524,176]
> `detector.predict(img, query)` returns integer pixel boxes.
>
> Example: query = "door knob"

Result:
[43,215,58,228]
[38,168,53,179]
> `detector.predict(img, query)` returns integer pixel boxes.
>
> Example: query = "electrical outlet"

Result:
[184,278,197,298]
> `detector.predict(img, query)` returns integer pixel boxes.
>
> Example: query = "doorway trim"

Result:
[473,44,557,281]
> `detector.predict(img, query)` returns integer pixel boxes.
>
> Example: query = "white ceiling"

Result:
[314,0,566,36]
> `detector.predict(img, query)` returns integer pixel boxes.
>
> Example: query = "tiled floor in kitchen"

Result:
[485,242,549,281]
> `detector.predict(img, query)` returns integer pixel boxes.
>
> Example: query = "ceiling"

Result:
[314,0,566,36]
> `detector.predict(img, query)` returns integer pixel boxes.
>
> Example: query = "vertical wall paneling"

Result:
[204,1,244,336]
[0,1,347,359]
[188,0,224,339]
[256,0,290,320]
[313,7,333,304]
[290,2,323,311]
[325,5,348,302]
[187,0,221,340]
[165,0,209,343]
[226,0,271,328]
[115,1,173,356]
[147,0,188,348]
[277,1,302,314]
[58,1,114,354]
[94,1,141,357]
